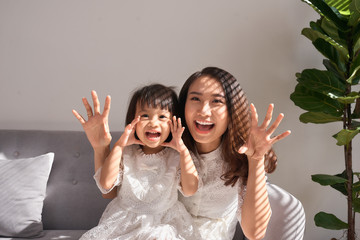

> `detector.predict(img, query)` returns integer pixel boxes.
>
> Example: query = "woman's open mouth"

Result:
[145,131,161,141]
[194,120,214,133]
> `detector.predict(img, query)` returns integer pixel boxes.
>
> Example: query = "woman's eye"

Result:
[190,97,200,101]
[213,99,224,104]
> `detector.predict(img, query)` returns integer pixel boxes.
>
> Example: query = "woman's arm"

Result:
[163,116,199,196]
[238,104,290,240]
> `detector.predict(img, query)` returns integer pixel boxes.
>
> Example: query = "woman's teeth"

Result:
[195,120,214,131]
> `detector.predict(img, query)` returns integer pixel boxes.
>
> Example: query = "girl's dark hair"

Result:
[179,67,277,186]
[125,84,179,142]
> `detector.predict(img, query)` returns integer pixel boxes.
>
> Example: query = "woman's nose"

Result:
[199,102,211,116]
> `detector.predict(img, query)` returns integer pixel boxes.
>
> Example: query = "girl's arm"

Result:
[163,116,199,196]
[238,104,291,240]
[99,116,142,190]
[72,90,112,172]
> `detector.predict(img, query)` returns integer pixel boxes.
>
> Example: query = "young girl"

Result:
[73,84,199,240]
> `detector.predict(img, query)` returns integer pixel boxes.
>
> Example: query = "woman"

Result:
[73,67,291,240]
[176,67,290,240]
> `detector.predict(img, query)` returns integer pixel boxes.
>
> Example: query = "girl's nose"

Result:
[148,117,158,127]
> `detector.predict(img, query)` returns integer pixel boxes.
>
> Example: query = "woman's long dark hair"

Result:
[179,67,277,186]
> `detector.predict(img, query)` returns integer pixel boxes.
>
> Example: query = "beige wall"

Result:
[1,1,359,239]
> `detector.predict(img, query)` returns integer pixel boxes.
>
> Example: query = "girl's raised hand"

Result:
[238,103,291,161]
[72,90,112,150]
[115,116,144,148]
[162,116,187,153]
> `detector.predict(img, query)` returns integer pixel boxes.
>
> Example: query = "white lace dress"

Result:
[179,146,245,240]
[80,145,198,240]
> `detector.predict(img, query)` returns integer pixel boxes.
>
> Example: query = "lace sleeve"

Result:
[93,167,124,194]
[236,183,247,221]
[176,165,203,197]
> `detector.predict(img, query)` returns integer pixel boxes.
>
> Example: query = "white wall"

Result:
[1,1,359,239]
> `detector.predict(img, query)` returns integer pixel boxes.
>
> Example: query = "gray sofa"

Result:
[0,130,305,240]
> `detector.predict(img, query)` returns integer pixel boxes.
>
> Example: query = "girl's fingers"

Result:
[260,104,274,130]
[103,95,111,117]
[172,116,178,132]
[169,120,174,132]
[91,90,101,114]
[72,110,86,125]
[82,97,93,118]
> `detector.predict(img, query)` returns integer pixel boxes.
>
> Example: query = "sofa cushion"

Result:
[0,153,54,238]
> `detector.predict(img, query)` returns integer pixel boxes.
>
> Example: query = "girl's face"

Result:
[185,76,229,154]
[135,103,171,154]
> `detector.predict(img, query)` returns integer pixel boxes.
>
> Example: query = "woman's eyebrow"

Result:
[212,93,225,98]
[189,91,225,98]
[188,91,202,95]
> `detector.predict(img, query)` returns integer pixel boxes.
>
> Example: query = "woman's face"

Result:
[185,76,229,153]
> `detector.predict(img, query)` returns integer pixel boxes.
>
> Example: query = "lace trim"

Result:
[93,167,123,194]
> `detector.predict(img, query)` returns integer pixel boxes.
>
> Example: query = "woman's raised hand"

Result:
[72,90,112,150]
[115,116,143,148]
[238,103,291,161]
[162,116,187,153]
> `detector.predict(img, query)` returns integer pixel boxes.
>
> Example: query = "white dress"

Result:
[80,145,198,240]
[179,146,245,240]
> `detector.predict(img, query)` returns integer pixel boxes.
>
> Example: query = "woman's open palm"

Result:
[72,90,112,149]
[238,103,291,161]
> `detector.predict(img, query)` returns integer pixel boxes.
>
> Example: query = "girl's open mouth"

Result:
[195,120,214,133]
[145,131,161,141]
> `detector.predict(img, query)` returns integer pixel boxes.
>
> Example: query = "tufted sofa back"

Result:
[0,130,122,230]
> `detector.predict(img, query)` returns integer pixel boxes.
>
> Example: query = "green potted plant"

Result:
[290,0,360,239]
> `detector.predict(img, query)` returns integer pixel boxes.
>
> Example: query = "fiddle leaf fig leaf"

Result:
[336,92,360,104]
[301,0,349,31]
[333,129,360,146]
[302,28,348,59]
[323,59,346,80]
[313,38,347,72]
[325,0,351,15]
[314,212,348,230]
[321,17,348,47]
[296,69,346,96]
[349,0,360,27]
[290,84,344,116]
[353,198,360,213]
[299,111,343,123]
[312,174,347,186]
[331,171,348,196]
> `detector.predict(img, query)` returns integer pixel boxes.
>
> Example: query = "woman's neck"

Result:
[195,139,221,154]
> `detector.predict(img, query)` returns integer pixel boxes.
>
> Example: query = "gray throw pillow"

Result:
[0,153,54,238]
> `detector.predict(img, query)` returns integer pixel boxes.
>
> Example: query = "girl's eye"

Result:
[159,115,168,119]
[140,114,149,118]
